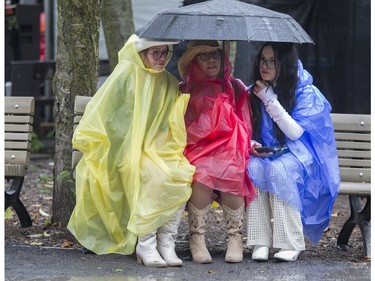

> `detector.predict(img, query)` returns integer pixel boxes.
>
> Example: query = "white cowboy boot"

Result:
[252,245,269,261]
[157,205,185,267]
[274,249,301,262]
[222,203,244,263]
[188,201,212,264]
[136,232,167,267]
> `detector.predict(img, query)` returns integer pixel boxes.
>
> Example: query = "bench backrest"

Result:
[70,99,372,189]
[5,96,35,177]
[71,96,92,174]
[331,113,371,185]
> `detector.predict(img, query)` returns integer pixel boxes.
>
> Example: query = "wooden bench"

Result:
[5,96,35,227]
[331,113,371,257]
[70,97,371,257]
[71,96,92,175]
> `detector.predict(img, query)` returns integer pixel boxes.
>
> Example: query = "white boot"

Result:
[274,249,301,262]
[157,205,185,267]
[222,203,244,263]
[252,245,269,261]
[136,232,167,268]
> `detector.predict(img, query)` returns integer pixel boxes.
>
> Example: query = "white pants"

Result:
[246,187,305,251]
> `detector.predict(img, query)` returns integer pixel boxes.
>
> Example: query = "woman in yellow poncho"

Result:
[67,34,195,268]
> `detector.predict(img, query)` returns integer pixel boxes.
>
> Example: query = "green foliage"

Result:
[39,173,53,183]
[57,170,74,184]
[31,132,45,153]
[46,129,55,140]
[5,208,14,220]
[37,173,53,194]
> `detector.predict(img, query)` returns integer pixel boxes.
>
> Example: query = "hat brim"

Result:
[178,45,223,81]
[135,38,180,53]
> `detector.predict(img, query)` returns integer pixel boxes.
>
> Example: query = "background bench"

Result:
[5,96,35,227]
[331,113,371,258]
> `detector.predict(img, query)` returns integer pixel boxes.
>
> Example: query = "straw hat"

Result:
[178,40,229,80]
[135,37,180,52]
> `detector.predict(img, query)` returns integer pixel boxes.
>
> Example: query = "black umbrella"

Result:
[137,0,314,44]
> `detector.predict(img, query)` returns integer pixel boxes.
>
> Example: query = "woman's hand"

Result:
[253,80,277,105]
[252,80,268,95]
[251,143,273,158]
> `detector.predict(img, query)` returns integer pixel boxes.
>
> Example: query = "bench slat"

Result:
[338,182,371,196]
[338,158,371,168]
[5,115,34,124]
[5,124,33,133]
[331,113,371,132]
[5,141,31,150]
[5,150,30,168]
[334,132,370,142]
[335,140,371,150]
[5,132,31,141]
[74,96,92,114]
[5,97,35,114]
[72,151,83,170]
[337,150,371,159]
[339,167,370,183]
[74,116,83,125]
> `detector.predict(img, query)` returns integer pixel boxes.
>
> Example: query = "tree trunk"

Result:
[101,0,134,70]
[51,0,101,226]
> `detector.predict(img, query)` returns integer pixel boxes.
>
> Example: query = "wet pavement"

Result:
[5,243,371,281]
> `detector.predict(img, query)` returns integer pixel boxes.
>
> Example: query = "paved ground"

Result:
[4,156,371,281]
[4,243,371,281]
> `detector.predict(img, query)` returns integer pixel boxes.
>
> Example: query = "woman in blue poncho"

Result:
[246,42,340,262]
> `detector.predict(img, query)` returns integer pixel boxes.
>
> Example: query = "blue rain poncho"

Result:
[67,34,195,255]
[248,61,340,244]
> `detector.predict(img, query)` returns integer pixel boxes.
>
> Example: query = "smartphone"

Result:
[254,146,277,153]
[255,146,290,159]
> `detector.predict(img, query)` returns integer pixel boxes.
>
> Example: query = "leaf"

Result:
[61,241,74,248]
[39,208,50,217]
[211,201,220,208]
[28,234,43,238]
[114,268,123,272]
[5,208,14,220]
[331,212,338,217]
[57,170,71,180]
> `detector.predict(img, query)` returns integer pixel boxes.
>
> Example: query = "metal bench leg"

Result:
[336,196,371,257]
[5,176,32,227]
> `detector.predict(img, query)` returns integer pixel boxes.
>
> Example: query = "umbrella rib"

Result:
[284,19,313,43]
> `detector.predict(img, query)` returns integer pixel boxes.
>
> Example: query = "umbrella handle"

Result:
[221,41,225,92]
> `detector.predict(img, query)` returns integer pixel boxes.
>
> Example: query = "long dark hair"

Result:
[250,42,298,144]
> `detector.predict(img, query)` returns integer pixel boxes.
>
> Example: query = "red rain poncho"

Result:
[180,55,256,204]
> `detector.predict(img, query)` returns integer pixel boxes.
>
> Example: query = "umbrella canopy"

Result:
[137,0,314,44]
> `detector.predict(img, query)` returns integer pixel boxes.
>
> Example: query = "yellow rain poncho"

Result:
[67,34,195,255]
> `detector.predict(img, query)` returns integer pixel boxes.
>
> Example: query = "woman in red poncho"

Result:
[178,40,256,264]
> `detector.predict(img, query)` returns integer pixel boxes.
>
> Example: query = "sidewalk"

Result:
[5,243,371,281]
